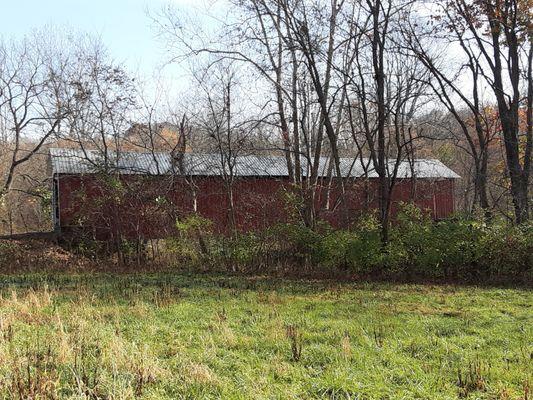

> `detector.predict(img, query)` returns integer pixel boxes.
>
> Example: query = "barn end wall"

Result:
[55,174,456,240]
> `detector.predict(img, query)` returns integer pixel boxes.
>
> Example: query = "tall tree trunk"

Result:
[484,3,530,222]
[369,0,390,243]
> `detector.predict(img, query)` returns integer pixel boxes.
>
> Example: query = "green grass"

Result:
[0,273,531,399]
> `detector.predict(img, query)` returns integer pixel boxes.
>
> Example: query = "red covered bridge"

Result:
[48,148,459,240]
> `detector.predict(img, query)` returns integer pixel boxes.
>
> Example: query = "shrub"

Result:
[209,232,263,272]
[390,205,485,279]
[265,222,325,266]
[478,222,533,278]
[0,240,20,266]
[70,236,107,259]
[167,214,214,266]
[163,205,532,283]
[320,214,383,273]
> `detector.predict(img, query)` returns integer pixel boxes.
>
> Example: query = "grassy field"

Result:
[0,273,530,399]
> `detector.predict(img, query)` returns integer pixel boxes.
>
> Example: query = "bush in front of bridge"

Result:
[186,204,532,283]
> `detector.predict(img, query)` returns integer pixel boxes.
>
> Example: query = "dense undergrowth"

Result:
[0,205,531,284]
[166,205,532,283]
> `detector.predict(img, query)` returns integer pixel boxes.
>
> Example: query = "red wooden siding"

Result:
[55,174,455,239]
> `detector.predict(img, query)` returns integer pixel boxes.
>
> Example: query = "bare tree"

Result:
[0,35,69,199]
[337,0,431,242]
[419,0,531,223]
[59,41,137,169]
[154,0,447,239]
[154,0,328,227]
[402,0,529,221]
[189,62,256,236]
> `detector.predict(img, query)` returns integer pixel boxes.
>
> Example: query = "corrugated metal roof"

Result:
[48,148,460,179]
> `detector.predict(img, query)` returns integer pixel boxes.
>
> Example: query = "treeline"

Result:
[0,0,531,246]
[154,0,532,239]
